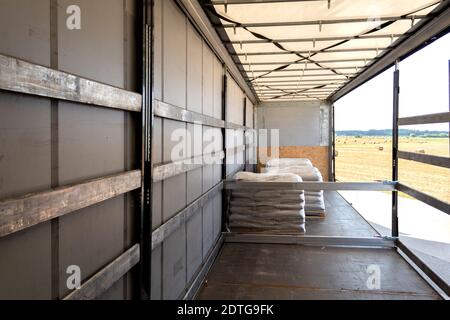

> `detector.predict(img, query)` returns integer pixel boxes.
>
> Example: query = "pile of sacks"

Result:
[229,172,306,234]
[262,158,326,217]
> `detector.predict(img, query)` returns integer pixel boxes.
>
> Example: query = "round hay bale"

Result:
[378,146,384,151]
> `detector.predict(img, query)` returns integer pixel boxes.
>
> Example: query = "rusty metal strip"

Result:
[152,151,225,182]
[0,54,142,112]
[0,170,142,238]
[152,182,223,249]
[64,244,140,300]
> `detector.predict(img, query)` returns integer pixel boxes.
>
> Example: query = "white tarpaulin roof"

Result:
[202,0,442,101]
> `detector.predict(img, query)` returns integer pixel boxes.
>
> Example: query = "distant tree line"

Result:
[336,129,449,138]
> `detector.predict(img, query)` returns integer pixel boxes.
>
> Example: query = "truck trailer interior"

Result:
[0,0,449,302]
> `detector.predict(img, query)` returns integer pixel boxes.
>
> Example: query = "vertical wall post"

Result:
[221,65,229,232]
[140,0,153,300]
[329,103,336,182]
[392,61,400,238]
[243,97,247,171]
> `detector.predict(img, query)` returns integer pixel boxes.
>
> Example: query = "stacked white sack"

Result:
[229,172,306,234]
[263,164,326,217]
[265,158,313,168]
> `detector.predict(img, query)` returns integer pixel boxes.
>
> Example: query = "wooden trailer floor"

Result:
[197,192,441,300]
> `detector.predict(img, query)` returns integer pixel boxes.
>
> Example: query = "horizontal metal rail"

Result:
[225,34,403,44]
[254,80,347,84]
[249,74,352,79]
[225,233,397,248]
[219,15,427,28]
[0,170,141,238]
[398,112,450,126]
[398,150,450,169]
[240,58,374,65]
[148,145,253,182]
[226,122,249,130]
[152,182,223,249]
[64,244,140,300]
[153,152,225,182]
[154,99,225,127]
[153,99,249,130]
[207,0,326,5]
[152,143,254,183]
[397,240,450,297]
[226,145,246,156]
[243,66,361,72]
[257,88,337,92]
[255,87,340,91]
[255,82,341,87]
[234,47,389,56]
[397,184,450,214]
[0,54,142,112]
[256,90,339,95]
[263,97,327,100]
[183,235,224,300]
[224,181,396,191]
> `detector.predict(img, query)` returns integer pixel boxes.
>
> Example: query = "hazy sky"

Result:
[335,32,450,131]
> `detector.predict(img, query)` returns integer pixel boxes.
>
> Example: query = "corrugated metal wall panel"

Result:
[0,0,140,299]
[151,0,233,299]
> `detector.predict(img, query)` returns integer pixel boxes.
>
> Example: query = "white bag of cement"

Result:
[264,165,323,182]
[233,171,302,183]
[229,171,306,234]
[264,166,326,217]
[264,158,312,168]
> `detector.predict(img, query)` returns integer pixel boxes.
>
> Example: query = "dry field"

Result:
[335,136,450,203]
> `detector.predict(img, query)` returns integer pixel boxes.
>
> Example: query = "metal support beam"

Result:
[398,111,450,125]
[221,66,230,232]
[219,15,428,28]
[392,63,400,238]
[206,0,326,5]
[234,47,390,56]
[253,80,347,84]
[244,67,358,73]
[250,74,351,79]
[240,58,374,65]
[329,104,335,182]
[64,244,140,300]
[152,182,223,249]
[183,235,224,300]
[223,181,396,191]
[154,99,225,128]
[398,184,450,215]
[397,240,450,297]
[398,151,450,169]
[225,233,397,248]
[0,170,141,239]
[140,0,153,300]
[225,34,403,44]
[152,152,225,182]
[0,54,142,112]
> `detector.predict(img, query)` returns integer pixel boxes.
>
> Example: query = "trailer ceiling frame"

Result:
[200,0,449,102]
[329,1,450,103]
